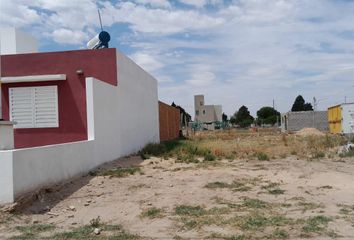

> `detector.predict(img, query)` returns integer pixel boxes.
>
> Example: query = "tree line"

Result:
[224,95,313,128]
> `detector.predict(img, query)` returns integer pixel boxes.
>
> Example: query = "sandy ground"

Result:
[1,155,354,239]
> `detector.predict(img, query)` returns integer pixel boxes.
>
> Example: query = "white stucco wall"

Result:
[0,28,38,55]
[195,105,223,123]
[0,151,14,203]
[342,103,354,135]
[0,49,159,203]
[0,122,14,150]
[214,105,222,122]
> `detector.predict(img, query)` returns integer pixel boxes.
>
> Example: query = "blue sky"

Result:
[1,0,354,117]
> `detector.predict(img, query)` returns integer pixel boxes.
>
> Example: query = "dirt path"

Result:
[1,155,354,239]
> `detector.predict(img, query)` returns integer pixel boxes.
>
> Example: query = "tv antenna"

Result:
[98,9,103,31]
[86,8,111,49]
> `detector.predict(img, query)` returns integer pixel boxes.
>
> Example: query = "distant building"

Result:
[194,95,222,130]
[281,111,328,132]
[172,102,191,128]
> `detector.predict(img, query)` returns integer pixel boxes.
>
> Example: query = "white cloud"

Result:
[135,0,171,8]
[179,0,207,8]
[0,0,223,44]
[130,52,164,72]
[185,65,216,86]
[107,2,224,34]
[186,71,216,86]
[51,28,88,44]
[0,0,42,27]
[178,0,222,8]
[2,0,354,117]
[148,0,354,116]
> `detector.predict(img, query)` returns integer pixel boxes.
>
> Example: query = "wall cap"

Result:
[1,74,66,83]
[0,121,16,126]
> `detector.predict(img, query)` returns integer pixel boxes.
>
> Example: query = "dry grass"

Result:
[140,129,345,162]
[189,129,345,160]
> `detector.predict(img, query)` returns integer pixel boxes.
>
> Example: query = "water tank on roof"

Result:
[87,31,111,49]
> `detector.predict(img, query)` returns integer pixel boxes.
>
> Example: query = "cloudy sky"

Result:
[1,0,354,117]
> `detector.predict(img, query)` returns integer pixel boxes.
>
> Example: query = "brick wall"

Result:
[159,101,180,141]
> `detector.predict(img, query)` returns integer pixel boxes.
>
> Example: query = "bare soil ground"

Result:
[1,130,354,239]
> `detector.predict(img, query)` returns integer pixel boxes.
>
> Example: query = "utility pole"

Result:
[313,97,316,128]
[272,99,275,109]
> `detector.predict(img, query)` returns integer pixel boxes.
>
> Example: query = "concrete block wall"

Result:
[281,111,328,132]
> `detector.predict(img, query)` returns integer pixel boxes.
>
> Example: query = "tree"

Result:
[230,115,236,125]
[256,106,280,125]
[232,105,254,128]
[291,95,313,112]
[303,103,313,111]
[222,113,228,122]
[291,95,305,111]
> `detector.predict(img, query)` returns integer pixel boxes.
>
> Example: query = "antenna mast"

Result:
[98,9,103,31]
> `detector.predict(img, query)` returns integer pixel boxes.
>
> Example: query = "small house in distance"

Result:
[281,111,328,132]
[328,103,354,135]
[194,95,222,130]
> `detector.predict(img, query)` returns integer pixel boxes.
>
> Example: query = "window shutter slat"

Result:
[9,86,59,129]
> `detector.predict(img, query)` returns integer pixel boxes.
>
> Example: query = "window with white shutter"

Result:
[9,86,59,129]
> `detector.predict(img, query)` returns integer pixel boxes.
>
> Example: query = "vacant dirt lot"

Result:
[1,130,354,239]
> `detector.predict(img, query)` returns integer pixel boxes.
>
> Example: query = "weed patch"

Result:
[204,153,216,161]
[51,220,139,240]
[205,180,251,192]
[301,215,332,233]
[272,229,289,239]
[174,205,229,229]
[242,198,268,209]
[340,148,354,158]
[267,188,286,195]
[141,207,164,219]
[261,182,285,195]
[297,201,324,213]
[95,167,141,178]
[239,214,268,230]
[311,151,325,159]
[255,152,269,161]
[11,224,55,239]
[175,205,207,217]
[317,185,333,190]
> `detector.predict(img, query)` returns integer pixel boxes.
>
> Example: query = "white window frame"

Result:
[9,86,59,129]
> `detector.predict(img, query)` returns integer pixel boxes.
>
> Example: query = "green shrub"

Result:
[340,148,354,158]
[140,143,167,157]
[302,215,332,233]
[255,152,269,161]
[204,153,216,161]
[89,216,101,228]
[312,151,325,159]
[175,205,207,216]
[141,207,163,219]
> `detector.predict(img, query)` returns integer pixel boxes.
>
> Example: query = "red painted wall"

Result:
[1,48,117,148]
